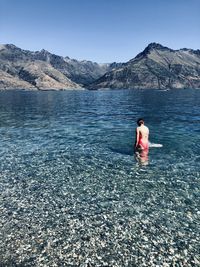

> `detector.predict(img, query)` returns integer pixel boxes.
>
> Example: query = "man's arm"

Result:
[134,127,139,150]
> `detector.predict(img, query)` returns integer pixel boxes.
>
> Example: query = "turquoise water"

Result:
[0,89,199,266]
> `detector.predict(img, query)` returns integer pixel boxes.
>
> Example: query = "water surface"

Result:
[0,89,199,266]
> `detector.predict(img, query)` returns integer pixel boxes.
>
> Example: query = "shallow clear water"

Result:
[0,89,199,266]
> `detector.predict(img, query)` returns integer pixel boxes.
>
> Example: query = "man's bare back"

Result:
[135,119,149,151]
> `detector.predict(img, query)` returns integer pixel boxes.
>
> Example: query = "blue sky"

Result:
[0,0,199,62]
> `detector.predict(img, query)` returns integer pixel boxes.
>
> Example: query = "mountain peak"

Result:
[135,43,173,60]
[146,42,168,50]
[39,49,51,55]
[4,44,20,50]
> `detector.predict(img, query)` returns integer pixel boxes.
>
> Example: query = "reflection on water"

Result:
[135,149,149,166]
[0,89,200,266]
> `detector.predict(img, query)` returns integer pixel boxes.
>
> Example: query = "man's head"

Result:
[137,118,144,126]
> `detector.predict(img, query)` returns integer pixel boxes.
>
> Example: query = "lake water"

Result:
[0,89,199,266]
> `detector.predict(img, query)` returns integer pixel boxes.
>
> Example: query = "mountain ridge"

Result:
[0,43,200,90]
[0,44,117,90]
[88,42,200,90]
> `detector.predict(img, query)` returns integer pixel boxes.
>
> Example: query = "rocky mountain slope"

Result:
[0,44,114,90]
[1,43,200,90]
[88,43,200,90]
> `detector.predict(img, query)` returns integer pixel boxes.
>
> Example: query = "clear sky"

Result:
[0,0,199,63]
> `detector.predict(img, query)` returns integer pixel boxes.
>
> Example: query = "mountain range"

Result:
[0,43,200,90]
[0,44,120,90]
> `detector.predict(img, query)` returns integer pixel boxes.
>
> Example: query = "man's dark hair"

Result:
[137,118,144,126]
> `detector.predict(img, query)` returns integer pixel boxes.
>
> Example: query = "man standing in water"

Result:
[134,118,149,163]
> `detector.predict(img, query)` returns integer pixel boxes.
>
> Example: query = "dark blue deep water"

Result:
[0,89,199,266]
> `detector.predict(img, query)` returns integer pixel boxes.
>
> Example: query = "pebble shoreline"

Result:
[0,149,199,267]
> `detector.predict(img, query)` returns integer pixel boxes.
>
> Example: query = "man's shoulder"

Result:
[141,125,149,132]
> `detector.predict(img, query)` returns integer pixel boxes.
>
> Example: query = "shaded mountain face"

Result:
[0,44,114,90]
[88,43,200,90]
[33,49,113,86]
